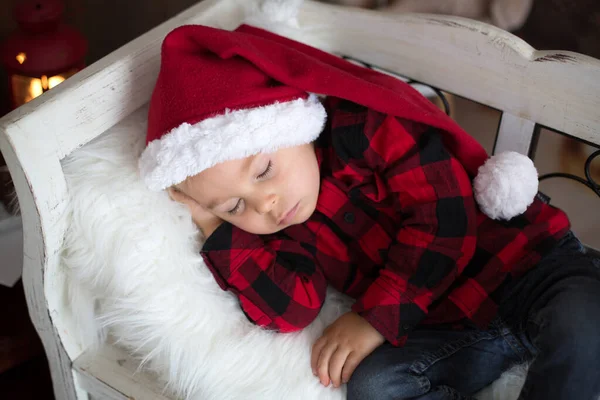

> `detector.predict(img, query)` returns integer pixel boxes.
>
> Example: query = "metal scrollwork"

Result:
[539,150,600,198]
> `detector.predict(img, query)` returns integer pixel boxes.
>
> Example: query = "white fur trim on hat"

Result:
[473,151,539,220]
[139,94,326,191]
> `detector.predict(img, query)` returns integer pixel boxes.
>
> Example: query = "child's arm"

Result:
[170,188,326,332]
[201,222,327,332]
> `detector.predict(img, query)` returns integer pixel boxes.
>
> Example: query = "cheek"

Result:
[229,214,276,235]
[285,154,320,222]
[300,157,321,199]
[285,155,319,196]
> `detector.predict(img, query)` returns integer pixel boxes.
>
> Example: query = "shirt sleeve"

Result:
[349,113,478,346]
[201,222,326,332]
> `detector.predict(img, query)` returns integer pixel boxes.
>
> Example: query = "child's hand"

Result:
[311,312,385,388]
[168,188,223,238]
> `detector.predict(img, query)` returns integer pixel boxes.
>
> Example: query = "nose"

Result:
[257,193,279,215]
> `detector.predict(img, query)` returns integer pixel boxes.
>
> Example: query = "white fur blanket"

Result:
[62,105,527,399]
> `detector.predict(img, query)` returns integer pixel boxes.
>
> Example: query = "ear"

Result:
[168,187,196,208]
[490,0,534,31]
[171,178,190,195]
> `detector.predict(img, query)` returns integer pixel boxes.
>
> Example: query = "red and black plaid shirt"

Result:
[201,97,570,346]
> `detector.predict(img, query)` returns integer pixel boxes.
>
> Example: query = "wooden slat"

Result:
[74,345,172,400]
[0,135,78,400]
[493,112,537,155]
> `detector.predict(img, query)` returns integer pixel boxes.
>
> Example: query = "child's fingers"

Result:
[328,347,351,388]
[317,343,338,386]
[341,352,362,385]
[311,337,327,376]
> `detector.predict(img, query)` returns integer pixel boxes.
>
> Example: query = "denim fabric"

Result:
[347,232,600,400]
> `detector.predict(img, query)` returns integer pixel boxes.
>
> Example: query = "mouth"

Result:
[278,202,300,226]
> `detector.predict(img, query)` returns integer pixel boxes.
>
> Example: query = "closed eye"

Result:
[257,160,273,180]
[228,199,243,215]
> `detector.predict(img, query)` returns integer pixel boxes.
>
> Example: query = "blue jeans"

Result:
[347,232,600,400]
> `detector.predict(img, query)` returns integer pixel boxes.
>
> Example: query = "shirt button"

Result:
[402,324,411,332]
[343,212,355,224]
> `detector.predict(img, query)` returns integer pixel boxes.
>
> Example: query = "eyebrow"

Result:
[206,154,259,210]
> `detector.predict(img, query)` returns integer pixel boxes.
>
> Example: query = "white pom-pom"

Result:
[244,0,304,30]
[473,151,539,220]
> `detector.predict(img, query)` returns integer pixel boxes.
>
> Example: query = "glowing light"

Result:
[26,78,44,103]
[48,75,65,89]
[15,52,26,64]
[11,70,76,106]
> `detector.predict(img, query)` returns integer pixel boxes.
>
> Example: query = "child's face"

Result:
[177,143,321,235]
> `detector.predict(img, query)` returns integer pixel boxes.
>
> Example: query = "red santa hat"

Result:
[139,22,538,221]
[139,27,326,192]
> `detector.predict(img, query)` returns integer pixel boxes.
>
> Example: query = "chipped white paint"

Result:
[74,345,172,400]
[0,0,598,399]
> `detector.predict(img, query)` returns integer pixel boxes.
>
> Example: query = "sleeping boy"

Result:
[139,24,600,400]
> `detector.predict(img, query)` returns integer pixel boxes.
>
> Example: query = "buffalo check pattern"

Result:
[201,97,571,346]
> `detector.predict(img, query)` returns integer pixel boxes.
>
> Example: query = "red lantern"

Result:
[0,0,87,109]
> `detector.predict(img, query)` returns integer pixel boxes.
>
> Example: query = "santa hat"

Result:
[139,21,538,221]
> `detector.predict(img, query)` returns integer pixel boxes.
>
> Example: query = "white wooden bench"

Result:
[0,0,598,399]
